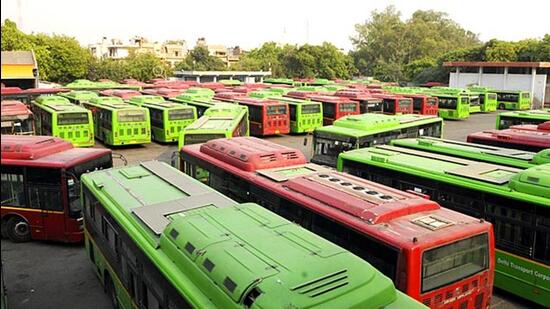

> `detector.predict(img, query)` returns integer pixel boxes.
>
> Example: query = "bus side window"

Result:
[26,168,62,211]
[534,207,550,264]
[1,167,25,207]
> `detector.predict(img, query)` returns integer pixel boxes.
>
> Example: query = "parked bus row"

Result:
[0,135,426,308]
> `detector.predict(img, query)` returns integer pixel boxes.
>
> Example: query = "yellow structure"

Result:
[1,51,38,89]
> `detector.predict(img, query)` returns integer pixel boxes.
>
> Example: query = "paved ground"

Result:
[1,112,536,308]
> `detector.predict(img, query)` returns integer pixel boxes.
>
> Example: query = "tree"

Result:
[483,39,517,61]
[1,19,91,83]
[350,6,481,81]
[126,52,170,81]
[233,42,285,76]
[87,57,130,81]
[174,46,226,71]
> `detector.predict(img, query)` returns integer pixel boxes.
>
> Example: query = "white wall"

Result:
[449,72,547,109]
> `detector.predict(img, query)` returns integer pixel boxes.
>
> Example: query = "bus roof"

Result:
[198,137,306,171]
[82,160,399,308]
[339,145,550,202]
[182,138,490,249]
[0,87,70,96]
[316,114,441,137]
[88,97,145,110]
[203,103,247,116]
[59,90,99,101]
[99,89,142,100]
[232,97,285,106]
[1,100,32,117]
[391,137,550,168]
[34,96,90,113]
[269,96,318,105]
[308,95,353,103]
[498,109,550,119]
[467,127,550,148]
[130,96,193,110]
[1,135,110,168]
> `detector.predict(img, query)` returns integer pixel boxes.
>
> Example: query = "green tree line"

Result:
[2,10,549,84]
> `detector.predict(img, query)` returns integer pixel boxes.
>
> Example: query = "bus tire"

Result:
[105,273,119,309]
[6,216,31,242]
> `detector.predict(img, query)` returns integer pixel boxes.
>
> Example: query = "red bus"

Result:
[198,82,225,91]
[371,94,414,115]
[232,97,290,135]
[0,87,70,104]
[309,95,360,125]
[180,137,495,308]
[401,94,439,115]
[1,135,113,243]
[285,91,320,100]
[141,88,185,99]
[1,100,35,135]
[333,91,384,114]
[213,91,247,102]
[99,89,142,100]
[467,123,550,152]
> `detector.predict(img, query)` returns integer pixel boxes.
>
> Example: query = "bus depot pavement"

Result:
[0,112,533,309]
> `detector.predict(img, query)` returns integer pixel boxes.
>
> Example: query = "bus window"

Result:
[421,233,488,293]
[118,110,146,122]
[323,103,335,118]
[233,118,248,137]
[150,108,164,129]
[289,104,297,121]
[267,105,287,115]
[301,104,321,114]
[1,167,25,207]
[521,93,530,99]
[27,168,62,212]
[248,105,262,122]
[339,103,357,113]
[168,109,194,120]
[427,98,437,106]
[439,98,457,109]
[461,97,469,104]
[413,98,423,111]
[57,113,89,125]
[67,177,81,218]
[383,99,396,114]
[399,99,412,110]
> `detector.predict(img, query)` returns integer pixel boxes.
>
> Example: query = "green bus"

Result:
[184,87,215,99]
[264,78,295,85]
[337,146,550,307]
[467,87,498,112]
[218,79,242,86]
[496,109,550,129]
[248,90,283,99]
[495,90,531,110]
[430,93,470,120]
[178,103,249,149]
[81,161,424,308]
[82,97,151,146]
[65,79,141,91]
[312,113,443,166]
[391,137,550,169]
[59,91,99,104]
[128,95,197,143]
[269,96,323,133]
[32,96,95,147]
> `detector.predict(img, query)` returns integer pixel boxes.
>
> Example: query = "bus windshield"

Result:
[339,103,357,113]
[301,104,321,114]
[184,133,226,145]
[169,109,195,120]
[399,99,412,108]
[439,98,457,109]
[267,105,287,115]
[315,135,356,158]
[422,233,489,293]
[57,113,89,125]
[118,110,146,122]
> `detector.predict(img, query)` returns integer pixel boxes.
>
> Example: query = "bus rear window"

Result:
[427,98,437,106]
[169,109,195,120]
[521,93,530,99]
[118,110,146,122]
[439,98,457,109]
[339,103,357,113]
[399,99,412,108]
[267,105,287,115]
[422,233,489,293]
[301,104,321,114]
[487,93,497,100]
[57,113,89,125]
[461,97,469,104]
[184,133,225,145]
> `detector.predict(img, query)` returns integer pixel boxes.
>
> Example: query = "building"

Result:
[89,37,188,66]
[173,70,271,83]
[195,38,243,68]
[444,61,550,109]
[1,51,39,89]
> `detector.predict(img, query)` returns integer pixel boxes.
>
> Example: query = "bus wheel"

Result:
[105,274,119,309]
[6,217,31,242]
[498,103,505,110]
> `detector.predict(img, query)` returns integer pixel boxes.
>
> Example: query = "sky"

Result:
[1,0,549,51]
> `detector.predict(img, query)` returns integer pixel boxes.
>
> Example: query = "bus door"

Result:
[26,167,66,241]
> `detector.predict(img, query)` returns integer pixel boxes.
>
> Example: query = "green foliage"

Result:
[234,42,356,79]
[126,52,170,81]
[174,46,227,71]
[87,58,130,81]
[1,19,91,82]
[484,39,517,61]
[350,6,480,81]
